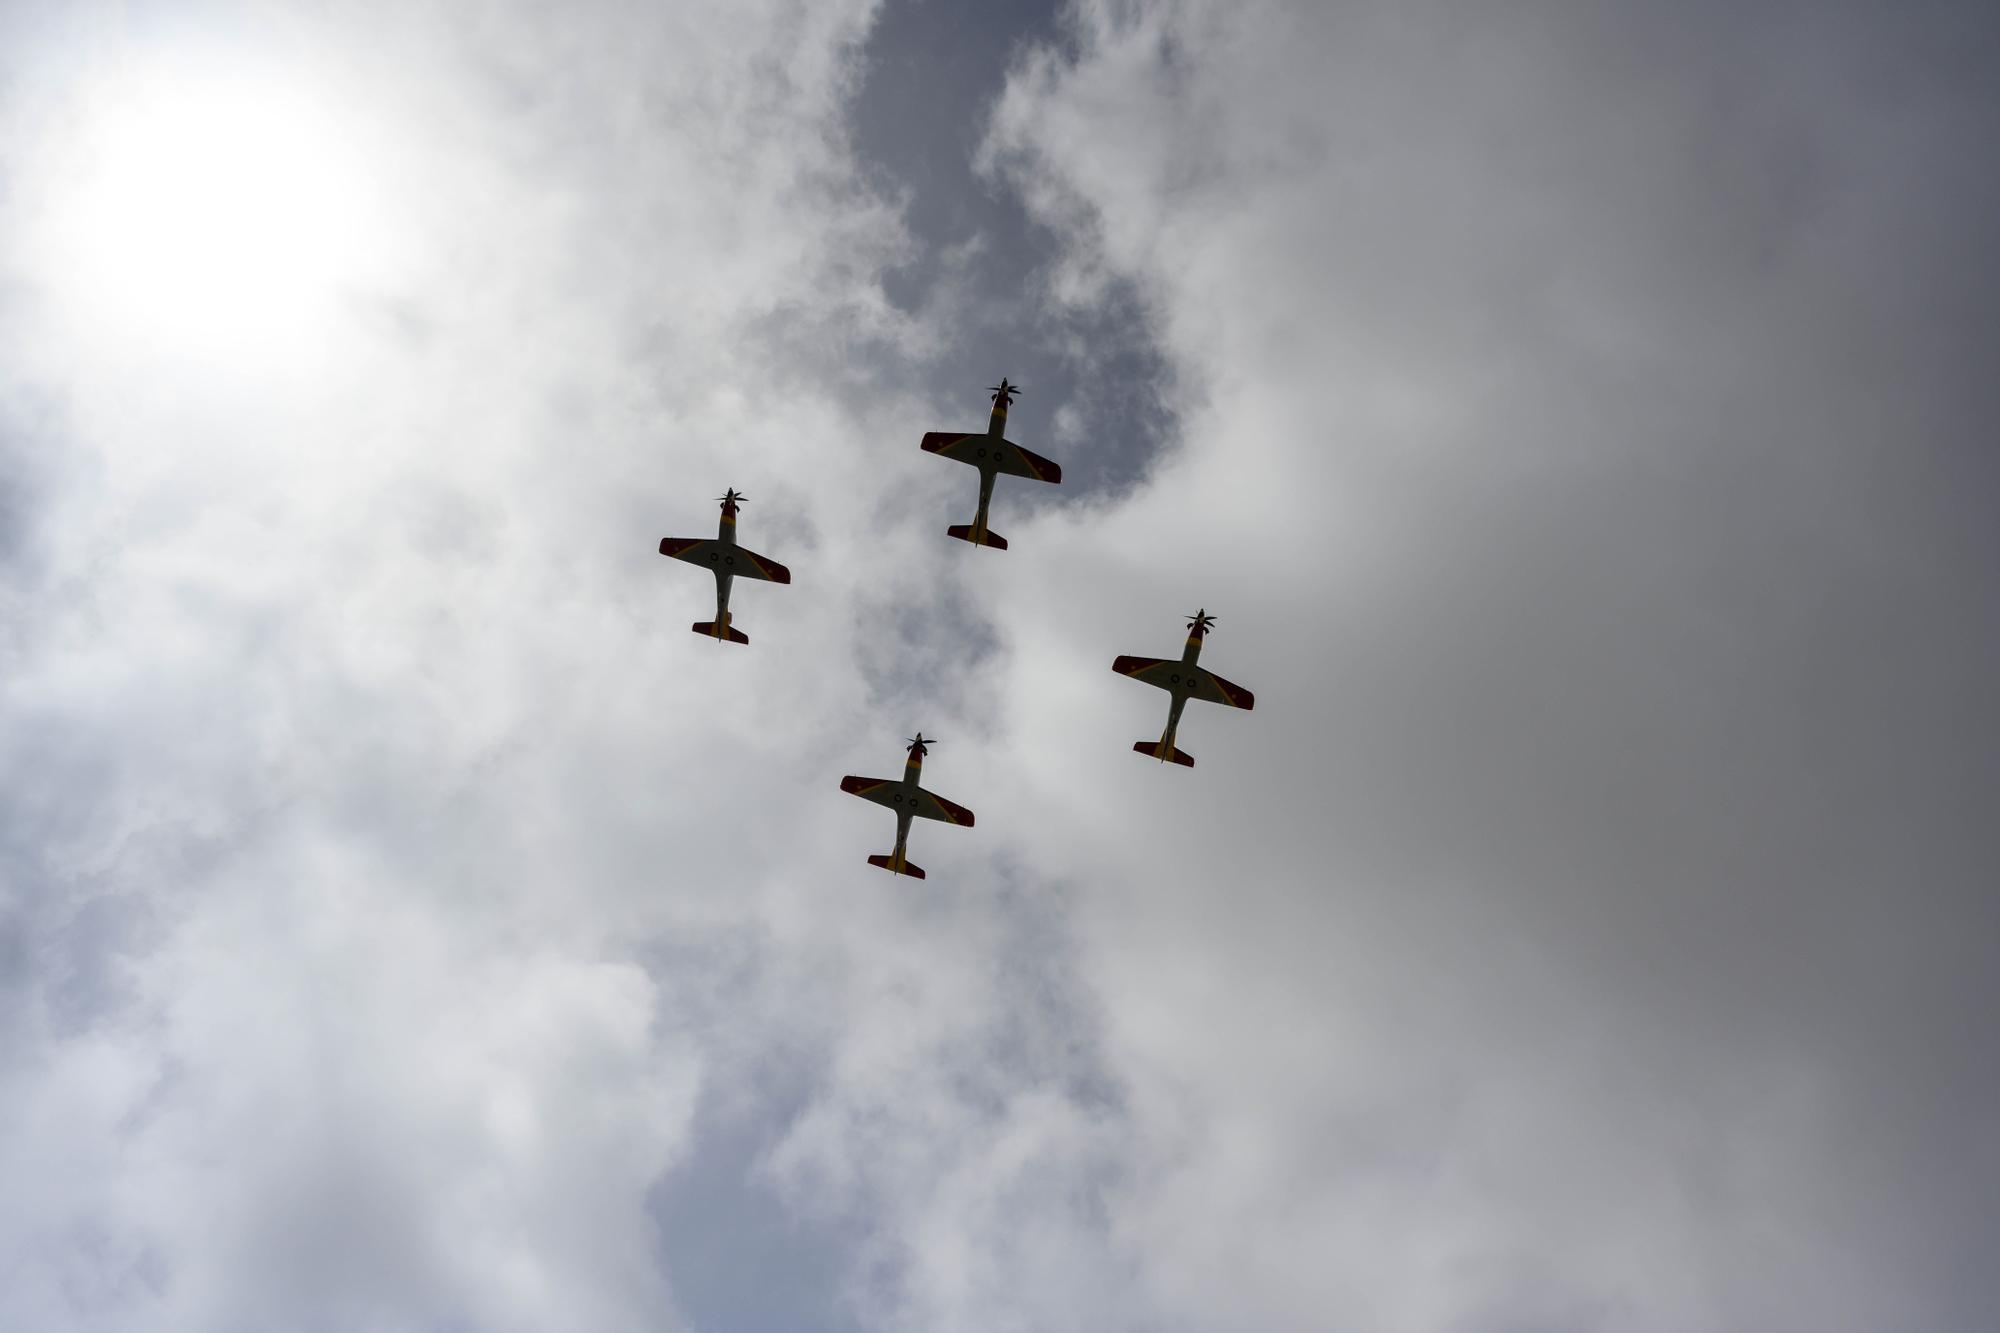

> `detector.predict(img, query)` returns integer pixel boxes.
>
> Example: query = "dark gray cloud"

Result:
[853,0,1178,499]
[979,1,2000,1327]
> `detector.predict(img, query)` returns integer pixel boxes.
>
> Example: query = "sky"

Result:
[2,1,1997,1330]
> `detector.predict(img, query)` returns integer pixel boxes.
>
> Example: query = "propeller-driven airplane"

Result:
[919,378,1062,550]
[839,733,974,878]
[657,489,790,644]
[1112,610,1255,767]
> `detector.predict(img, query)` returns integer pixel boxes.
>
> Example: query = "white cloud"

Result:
[4,2,1997,1331]
[0,3,958,1329]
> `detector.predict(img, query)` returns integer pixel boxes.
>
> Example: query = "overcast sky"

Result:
[3,1,1997,1330]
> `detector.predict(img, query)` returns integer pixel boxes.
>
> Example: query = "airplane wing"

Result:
[1188,666,1255,710]
[732,546,791,584]
[921,431,979,459]
[657,538,790,583]
[1113,655,1182,691]
[991,441,1062,484]
[840,775,898,810]
[909,786,975,826]
[658,536,713,566]
[839,777,972,825]
[921,433,1063,484]
[1112,656,1255,709]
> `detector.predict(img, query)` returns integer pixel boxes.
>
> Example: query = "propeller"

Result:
[717,488,747,510]
[988,378,1021,407]
[1186,609,1216,634]
[906,732,935,756]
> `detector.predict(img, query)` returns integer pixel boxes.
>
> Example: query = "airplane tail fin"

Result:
[867,853,926,879]
[946,524,1008,551]
[1133,739,1195,767]
[691,621,750,644]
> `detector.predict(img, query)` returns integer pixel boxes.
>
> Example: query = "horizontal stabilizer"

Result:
[946,524,1008,550]
[691,621,749,644]
[867,853,926,879]
[1133,739,1195,767]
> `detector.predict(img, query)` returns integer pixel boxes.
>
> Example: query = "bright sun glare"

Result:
[51,61,394,361]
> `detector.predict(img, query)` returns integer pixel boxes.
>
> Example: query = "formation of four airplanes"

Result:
[656,379,1257,880]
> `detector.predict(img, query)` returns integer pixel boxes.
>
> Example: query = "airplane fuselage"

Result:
[1158,625,1206,747]
[658,490,788,644]
[1112,611,1252,767]
[712,503,737,623]
[966,397,1008,539]
[840,739,971,877]
[920,379,1059,552]
[883,751,927,864]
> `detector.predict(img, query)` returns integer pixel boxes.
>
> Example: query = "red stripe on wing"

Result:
[1011,444,1063,483]
[1205,672,1256,710]
[929,794,975,826]
[744,551,792,584]
[1112,654,1172,678]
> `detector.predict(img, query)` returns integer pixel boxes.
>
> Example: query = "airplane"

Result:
[657,489,790,644]
[1112,609,1255,767]
[919,378,1062,550]
[838,733,974,878]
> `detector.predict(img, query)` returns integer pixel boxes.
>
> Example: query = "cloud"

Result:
[966,2,2000,1328]
[0,2,954,1328]
[4,2,1997,1331]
